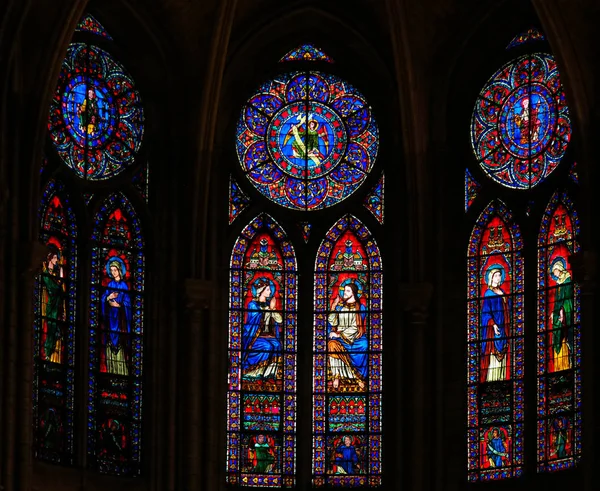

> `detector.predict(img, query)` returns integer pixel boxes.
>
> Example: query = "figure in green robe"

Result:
[550,258,573,372]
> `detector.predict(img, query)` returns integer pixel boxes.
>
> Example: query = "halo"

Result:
[484,264,506,286]
[338,278,363,299]
[106,256,127,278]
[549,256,567,281]
[251,276,276,301]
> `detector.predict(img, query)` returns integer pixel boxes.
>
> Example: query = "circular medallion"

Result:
[237,72,378,210]
[48,43,144,181]
[470,53,571,189]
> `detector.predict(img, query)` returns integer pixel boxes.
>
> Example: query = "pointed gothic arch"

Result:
[537,190,581,471]
[313,214,382,486]
[467,200,524,481]
[226,213,298,487]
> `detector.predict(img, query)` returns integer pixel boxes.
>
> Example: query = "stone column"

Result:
[182,279,213,491]
[399,282,433,491]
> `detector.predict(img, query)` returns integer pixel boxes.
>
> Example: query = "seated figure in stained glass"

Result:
[328,280,367,391]
[242,277,282,388]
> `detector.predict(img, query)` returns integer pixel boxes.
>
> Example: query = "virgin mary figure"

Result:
[101,257,132,376]
[242,277,283,385]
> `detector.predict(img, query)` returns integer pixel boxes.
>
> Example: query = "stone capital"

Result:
[184,278,214,312]
[398,282,433,318]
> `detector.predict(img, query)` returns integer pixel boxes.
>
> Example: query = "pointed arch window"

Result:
[465,25,580,480]
[227,42,385,488]
[34,180,78,464]
[313,215,382,487]
[35,12,149,477]
[537,192,581,471]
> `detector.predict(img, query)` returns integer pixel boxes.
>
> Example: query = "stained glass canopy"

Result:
[470,53,571,190]
[48,43,144,181]
[236,71,379,211]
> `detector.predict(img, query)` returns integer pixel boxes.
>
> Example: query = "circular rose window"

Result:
[236,71,379,210]
[470,53,571,189]
[48,43,144,180]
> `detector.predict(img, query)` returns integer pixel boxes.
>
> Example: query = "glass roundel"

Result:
[48,43,144,181]
[236,71,379,210]
[470,53,571,189]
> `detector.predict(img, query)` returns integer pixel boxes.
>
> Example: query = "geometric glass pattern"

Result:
[132,164,149,203]
[236,71,379,210]
[537,191,581,472]
[467,200,524,481]
[88,193,144,476]
[568,161,578,185]
[506,28,545,50]
[33,180,78,465]
[75,13,113,40]
[280,44,334,63]
[230,176,251,225]
[470,53,571,189]
[465,168,482,212]
[313,214,382,487]
[364,174,384,224]
[227,214,297,487]
[48,43,144,180]
[299,222,312,243]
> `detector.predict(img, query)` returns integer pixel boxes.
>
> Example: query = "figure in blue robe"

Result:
[487,428,508,468]
[242,277,282,382]
[481,266,511,383]
[332,436,360,474]
[101,258,132,375]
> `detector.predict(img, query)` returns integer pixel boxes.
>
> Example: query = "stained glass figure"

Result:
[230,176,251,225]
[236,71,379,211]
[48,43,144,181]
[299,222,312,243]
[89,193,144,476]
[568,162,578,184]
[132,164,149,202]
[227,214,297,487]
[75,14,113,40]
[537,191,581,472]
[34,180,78,465]
[506,28,545,50]
[364,174,384,224]
[467,200,524,481]
[470,53,571,189]
[280,44,334,63]
[465,169,481,212]
[313,215,382,487]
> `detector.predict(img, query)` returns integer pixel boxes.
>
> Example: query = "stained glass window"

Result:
[230,175,251,224]
[34,180,78,464]
[48,43,144,180]
[568,162,578,184]
[364,174,384,224]
[132,164,149,202]
[467,200,524,481]
[537,191,581,471]
[313,215,382,487]
[465,168,481,212]
[470,53,571,189]
[236,71,379,210]
[88,193,145,476]
[506,28,545,50]
[280,44,334,63]
[299,222,312,243]
[75,14,113,40]
[227,214,297,487]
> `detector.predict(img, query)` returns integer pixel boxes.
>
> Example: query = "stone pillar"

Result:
[182,279,213,491]
[399,282,433,491]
